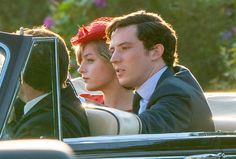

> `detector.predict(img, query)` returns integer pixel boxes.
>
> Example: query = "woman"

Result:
[71,17,133,112]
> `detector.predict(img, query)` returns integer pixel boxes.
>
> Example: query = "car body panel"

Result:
[206,92,236,131]
[65,132,236,158]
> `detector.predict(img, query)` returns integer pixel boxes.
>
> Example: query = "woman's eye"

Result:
[109,48,114,54]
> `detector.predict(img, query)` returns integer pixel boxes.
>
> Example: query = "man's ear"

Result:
[149,44,164,61]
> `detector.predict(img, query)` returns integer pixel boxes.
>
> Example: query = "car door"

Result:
[0,31,32,137]
[0,32,62,140]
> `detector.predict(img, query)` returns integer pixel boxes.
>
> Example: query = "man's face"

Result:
[109,25,154,89]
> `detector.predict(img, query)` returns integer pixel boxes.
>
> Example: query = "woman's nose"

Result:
[78,64,86,74]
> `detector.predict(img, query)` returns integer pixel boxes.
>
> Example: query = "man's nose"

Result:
[110,51,120,64]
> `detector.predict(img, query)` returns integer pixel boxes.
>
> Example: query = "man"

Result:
[106,10,215,133]
[11,27,90,138]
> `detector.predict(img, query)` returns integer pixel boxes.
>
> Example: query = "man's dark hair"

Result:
[106,10,178,66]
[20,26,69,92]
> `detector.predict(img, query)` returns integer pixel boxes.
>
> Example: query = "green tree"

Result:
[0,0,50,32]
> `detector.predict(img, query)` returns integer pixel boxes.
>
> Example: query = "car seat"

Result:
[84,104,142,136]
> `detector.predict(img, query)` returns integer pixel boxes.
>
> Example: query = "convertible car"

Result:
[1,30,236,159]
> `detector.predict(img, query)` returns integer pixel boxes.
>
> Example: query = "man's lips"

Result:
[115,68,125,76]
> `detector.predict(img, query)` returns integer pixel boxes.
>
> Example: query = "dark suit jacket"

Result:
[12,84,90,139]
[135,65,215,133]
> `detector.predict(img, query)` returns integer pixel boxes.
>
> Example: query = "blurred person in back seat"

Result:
[11,26,90,139]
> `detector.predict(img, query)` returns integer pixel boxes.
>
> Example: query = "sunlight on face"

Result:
[78,43,116,91]
[109,25,154,89]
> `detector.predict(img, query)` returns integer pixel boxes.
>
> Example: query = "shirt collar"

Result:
[137,66,167,101]
[24,93,49,115]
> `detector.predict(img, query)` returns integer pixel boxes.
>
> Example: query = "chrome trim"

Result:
[54,38,62,140]
[0,42,11,87]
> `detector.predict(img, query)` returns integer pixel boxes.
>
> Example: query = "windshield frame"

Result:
[0,36,62,140]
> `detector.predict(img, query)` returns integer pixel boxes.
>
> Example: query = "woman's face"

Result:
[78,42,116,91]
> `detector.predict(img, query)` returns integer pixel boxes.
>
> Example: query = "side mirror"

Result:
[0,139,75,159]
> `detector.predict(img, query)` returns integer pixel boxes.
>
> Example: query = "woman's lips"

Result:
[82,77,89,83]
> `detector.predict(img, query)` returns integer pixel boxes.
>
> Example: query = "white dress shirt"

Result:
[24,93,49,115]
[136,66,167,114]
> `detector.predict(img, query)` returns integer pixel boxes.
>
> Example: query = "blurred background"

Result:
[0,0,236,91]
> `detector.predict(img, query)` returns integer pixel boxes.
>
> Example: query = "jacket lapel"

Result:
[146,67,174,109]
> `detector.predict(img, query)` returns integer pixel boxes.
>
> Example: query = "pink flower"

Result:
[220,30,233,40]
[93,0,107,7]
[232,26,236,36]
[43,16,54,28]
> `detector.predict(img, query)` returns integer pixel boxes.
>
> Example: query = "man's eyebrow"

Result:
[109,41,132,49]
[118,41,132,46]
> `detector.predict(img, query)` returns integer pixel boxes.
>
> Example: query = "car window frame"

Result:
[29,37,62,140]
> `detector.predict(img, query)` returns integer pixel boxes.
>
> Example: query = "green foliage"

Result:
[209,43,236,91]
[0,0,50,32]
[50,0,94,76]
[50,0,236,90]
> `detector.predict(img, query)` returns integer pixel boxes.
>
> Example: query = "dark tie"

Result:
[132,92,141,114]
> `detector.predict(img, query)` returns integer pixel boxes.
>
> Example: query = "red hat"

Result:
[71,17,113,46]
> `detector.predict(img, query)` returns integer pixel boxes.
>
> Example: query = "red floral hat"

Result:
[71,17,113,46]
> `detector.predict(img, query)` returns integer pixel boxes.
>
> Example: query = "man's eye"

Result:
[121,46,130,50]
[87,59,94,63]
